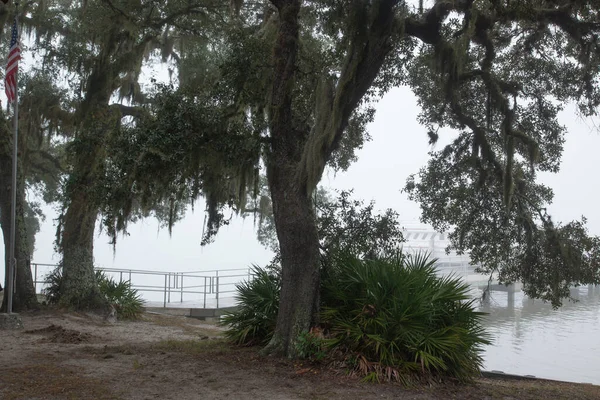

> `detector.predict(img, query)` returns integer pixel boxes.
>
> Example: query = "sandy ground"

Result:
[1,310,599,400]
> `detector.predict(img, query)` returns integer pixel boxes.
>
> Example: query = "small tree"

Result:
[21,0,224,310]
[256,188,404,261]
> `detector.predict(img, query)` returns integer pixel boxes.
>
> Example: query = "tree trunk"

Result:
[58,105,113,311]
[0,117,38,312]
[260,0,322,357]
[58,184,106,311]
[0,177,39,312]
[263,158,321,357]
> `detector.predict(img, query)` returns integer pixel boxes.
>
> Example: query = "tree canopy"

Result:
[403,0,600,307]
[89,0,600,322]
[4,0,599,347]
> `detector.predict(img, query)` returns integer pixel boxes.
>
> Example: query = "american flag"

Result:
[5,18,20,104]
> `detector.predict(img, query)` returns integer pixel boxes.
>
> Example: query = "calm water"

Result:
[478,286,600,384]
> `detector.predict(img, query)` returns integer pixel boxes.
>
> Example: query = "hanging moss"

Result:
[297,76,335,193]
[503,135,515,209]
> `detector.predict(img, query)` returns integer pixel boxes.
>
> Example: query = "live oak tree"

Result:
[21,0,228,309]
[99,0,600,356]
[2,0,219,310]
[100,1,388,356]
[262,1,409,356]
[0,106,39,311]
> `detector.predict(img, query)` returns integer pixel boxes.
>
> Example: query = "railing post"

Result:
[129,270,132,282]
[163,274,168,308]
[34,263,38,293]
[120,271,123,283]
[203,276,207,308]
[216,276,219,309]
[180,274,184,303]
[168,273,171,303]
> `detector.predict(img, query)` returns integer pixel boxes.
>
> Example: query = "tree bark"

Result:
[0,114,38,312]
[264,153,321,357]
[261,0,401,356]
[260,0,321,357]
[58,104,113,311]
[0,175,39,312]
[58,184,106,311]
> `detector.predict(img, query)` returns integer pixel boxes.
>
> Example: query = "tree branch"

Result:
[297,0,401,191]
[27,149,64,177]
[404,0,470,44]
[267,0,301,146]
[110,104,149,119]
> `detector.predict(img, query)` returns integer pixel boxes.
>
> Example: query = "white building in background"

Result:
[400,222,481,282]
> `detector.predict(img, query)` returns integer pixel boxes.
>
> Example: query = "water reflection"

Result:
[477,285,600,384]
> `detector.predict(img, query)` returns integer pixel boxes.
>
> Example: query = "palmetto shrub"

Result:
[43,267,143,320]
[42,267,63,305]
[221,265,280,346]
[321,252,490,383]
[223,252,489,383]
[95,270,144,320]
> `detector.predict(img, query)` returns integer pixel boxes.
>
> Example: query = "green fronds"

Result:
[43,266,143,319]
[221,265,280,346]
[321,252,490,383]
[223,252,490,383]
[95,270,144,320]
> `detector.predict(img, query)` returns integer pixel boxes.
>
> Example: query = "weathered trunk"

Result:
[58,184,106,310]
[261,0,321,357]
[58,29,130,311]
[262,0,398,356]
[0,115,38,312]
[0,176,38,312]
[264,157,321,357]
[58,104,113,311]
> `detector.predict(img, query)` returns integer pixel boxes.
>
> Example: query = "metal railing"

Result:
[31,263,254,309]
[29,255,492,309]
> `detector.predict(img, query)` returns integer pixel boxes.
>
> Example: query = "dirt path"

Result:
[1,310,599,400]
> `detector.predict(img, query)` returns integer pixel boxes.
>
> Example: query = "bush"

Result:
[95,270,144,320]
[220,265,280,346]
[43,267,63,305]
[223,252,490,384]
[295,328,327,362]
[42,267,144,320]
[321,252,490,383]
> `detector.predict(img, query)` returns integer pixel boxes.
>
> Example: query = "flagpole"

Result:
[7,1,20,315]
